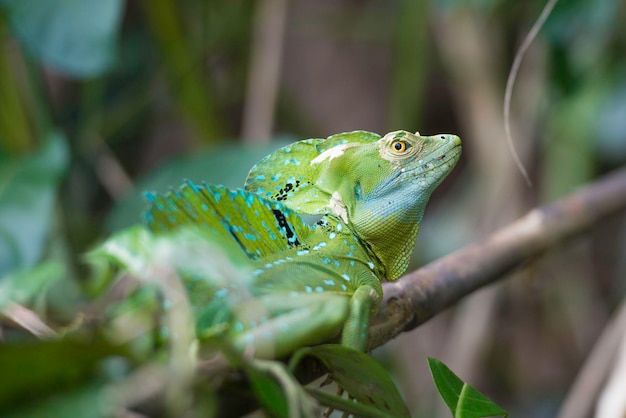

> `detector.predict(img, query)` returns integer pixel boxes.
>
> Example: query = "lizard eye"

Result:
[391,140,410,154]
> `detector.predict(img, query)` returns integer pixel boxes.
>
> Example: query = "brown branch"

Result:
[369,165,626,349]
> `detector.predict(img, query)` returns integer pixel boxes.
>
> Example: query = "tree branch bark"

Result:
[369,165,626,350]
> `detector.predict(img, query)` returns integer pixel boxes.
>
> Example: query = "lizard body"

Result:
[137,130,460,358]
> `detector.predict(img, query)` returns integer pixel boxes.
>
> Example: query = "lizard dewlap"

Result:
[136,130,461,358]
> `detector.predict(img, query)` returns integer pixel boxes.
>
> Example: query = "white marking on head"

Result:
[329,191,349,223]
[310,143,359,166]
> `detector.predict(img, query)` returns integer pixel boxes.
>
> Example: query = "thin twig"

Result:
[557,298,626,418]
[92,134,134,200]
[370,165,626,348]
[596,331,626,417]
[503,0,559,187]
[2,302,59,340]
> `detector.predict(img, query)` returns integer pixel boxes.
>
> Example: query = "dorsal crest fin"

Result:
[244,130,380,214]
[144,181,314,260]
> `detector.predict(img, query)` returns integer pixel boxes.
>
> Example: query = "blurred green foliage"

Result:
[1,0,123,77]
[0,0,625,416]
[0,132,67,275]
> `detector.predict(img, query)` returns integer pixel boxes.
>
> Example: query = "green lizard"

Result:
[136,129,461,359]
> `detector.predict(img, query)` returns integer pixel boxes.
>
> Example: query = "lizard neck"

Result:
[350,189,429,281]
[354,218,420,282]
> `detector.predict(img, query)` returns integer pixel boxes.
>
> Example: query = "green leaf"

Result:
[428,357,507,418]
[434,0,501,12]
[291,344,411,418]
[245,358,319,418]
[0,131,68,276]
[245,362,290,418]
[0,336,126,410]
[597,81,626,162]
[1,0,123,78]
[2,381,113,418]
[0,260,65,310]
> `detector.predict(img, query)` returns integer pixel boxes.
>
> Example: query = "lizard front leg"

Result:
[340,284,379,352]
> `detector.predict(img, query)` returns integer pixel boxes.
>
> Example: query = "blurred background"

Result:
[1,0,626,417]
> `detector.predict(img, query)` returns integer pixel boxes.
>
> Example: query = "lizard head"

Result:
[375,130,461,193]
[347,130,462,280]
[244,129,461,280]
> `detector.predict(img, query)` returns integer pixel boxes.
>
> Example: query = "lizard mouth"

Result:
[399,137,461,187]
[418,139,462,173]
